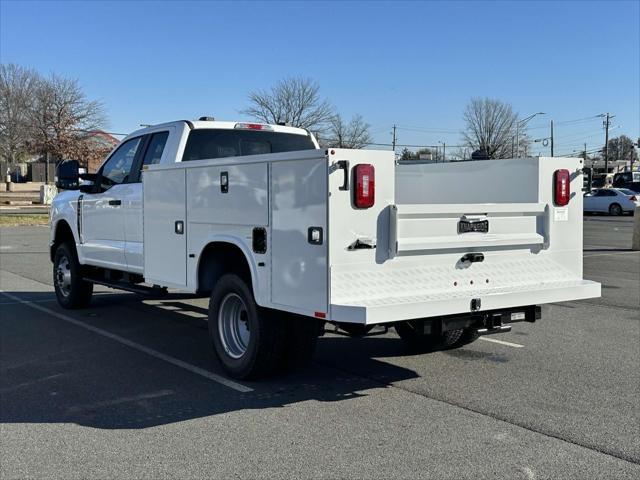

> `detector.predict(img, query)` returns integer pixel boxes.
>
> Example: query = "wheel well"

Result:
[51,220,75,262]
[197,242,253,295]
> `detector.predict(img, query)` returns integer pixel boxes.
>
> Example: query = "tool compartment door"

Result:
[143,168,187,288]
[271,157,328,315]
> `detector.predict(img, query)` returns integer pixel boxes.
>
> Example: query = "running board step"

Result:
[83,277,168,296]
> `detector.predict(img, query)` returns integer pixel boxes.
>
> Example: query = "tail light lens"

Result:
[554,169,570,206]
[630,195,637,202]
[354,164,375,208]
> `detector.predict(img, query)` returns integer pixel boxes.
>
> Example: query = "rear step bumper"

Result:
[330,279,600,325]
[409,305,541,337]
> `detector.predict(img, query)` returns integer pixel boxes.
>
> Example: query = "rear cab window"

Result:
[181,128,315,162]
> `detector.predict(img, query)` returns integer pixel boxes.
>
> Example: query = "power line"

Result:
[395,124,462,134]
[527,115,602,130]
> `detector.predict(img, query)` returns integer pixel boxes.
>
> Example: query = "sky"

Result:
[1,0,638,157]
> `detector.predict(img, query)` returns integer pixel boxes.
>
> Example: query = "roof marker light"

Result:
[234,123,274,131]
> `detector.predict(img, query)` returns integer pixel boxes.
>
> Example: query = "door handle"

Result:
[337,160,349,191]
[108,199,121,206]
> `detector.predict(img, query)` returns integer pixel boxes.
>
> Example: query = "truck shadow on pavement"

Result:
[0,290,422,430]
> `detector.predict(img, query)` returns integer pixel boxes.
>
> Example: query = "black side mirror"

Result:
[56,160,80,190]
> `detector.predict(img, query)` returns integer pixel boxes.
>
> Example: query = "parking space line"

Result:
[479,337,524,348]
[0,298,58,306]
[0,290,253,393]
[583,251,639,258]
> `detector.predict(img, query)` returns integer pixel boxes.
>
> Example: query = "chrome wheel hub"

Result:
[55,255,72,297]
[218,293,250,359]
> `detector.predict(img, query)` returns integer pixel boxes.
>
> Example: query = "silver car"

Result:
[583,188,640,215]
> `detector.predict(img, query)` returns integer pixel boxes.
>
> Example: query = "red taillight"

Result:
[354,164,375,208]
[554,169,570,206]
[631,195,637,202]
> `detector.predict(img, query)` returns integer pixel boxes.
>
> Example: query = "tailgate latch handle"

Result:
[461,253,484,264]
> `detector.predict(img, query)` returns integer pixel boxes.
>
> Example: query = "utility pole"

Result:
[603,113,612,174]
[550,120,554,157]
[443,142,446,162]
[583,142,587,161]
[392,125,397,153]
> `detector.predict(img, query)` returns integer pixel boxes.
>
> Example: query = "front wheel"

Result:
[53,242,93,309]
[208,274,284,379]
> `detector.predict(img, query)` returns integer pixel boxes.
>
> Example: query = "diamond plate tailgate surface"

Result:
[330,256,600,324]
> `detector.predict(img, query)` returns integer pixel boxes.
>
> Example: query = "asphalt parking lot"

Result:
[1,216,638,479]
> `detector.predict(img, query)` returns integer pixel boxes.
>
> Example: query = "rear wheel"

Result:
[208,274,284,379]
[53,242,93,309]
[395,321,478,351]
[609,203,623,216]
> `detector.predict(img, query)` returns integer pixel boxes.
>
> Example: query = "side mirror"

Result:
[55,160,80,190]
[79,173,98,193]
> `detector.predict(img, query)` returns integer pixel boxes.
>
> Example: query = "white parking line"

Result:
[583,251,639,258]
[0,290,253,393]
[0,298,58,306]
[479,337,524,348]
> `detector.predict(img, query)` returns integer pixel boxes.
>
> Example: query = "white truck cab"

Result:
[50,118,600,379]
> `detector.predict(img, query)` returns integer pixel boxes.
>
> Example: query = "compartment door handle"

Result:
[337,160,349,191]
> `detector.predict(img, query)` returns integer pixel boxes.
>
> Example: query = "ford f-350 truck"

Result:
[50,118,601,378]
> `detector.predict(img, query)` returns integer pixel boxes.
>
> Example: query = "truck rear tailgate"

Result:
[326,154,600,324]
[330,258,599,324]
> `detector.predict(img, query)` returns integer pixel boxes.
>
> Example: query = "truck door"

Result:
[122,130,171,273]
[80,137,143,270]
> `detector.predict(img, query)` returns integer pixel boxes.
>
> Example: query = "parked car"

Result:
[612,171,640,186]
[583,188,639,215]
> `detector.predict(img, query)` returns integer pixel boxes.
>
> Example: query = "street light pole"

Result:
[516,112,545,158]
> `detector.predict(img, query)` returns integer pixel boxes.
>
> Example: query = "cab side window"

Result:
[127,131,170,183]
[142,132,169,167]
[99,137,142,190]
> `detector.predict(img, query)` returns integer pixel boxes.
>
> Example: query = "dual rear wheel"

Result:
[394,321,479,352]
[208,274,320,379]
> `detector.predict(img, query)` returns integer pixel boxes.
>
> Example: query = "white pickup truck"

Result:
[51,118,600,378]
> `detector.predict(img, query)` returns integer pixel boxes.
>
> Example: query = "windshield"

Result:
[182,128,316,161]
[618,188,637,195]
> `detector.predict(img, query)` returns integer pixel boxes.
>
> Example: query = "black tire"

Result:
[280,314,321,371]
[208,273,284,379]
[53,242,93,309]
[453,328,480,347]
[395,321,477,352]
[609,203,623,216]
[338,323,374,337]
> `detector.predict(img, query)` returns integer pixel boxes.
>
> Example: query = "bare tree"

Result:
[447,147,469,161]
[241,77,334,133]
[604,135,638,162]
[325,114,372,149]
[463,97,518,159]
[28,73,107,161]
[0,64,40,163]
